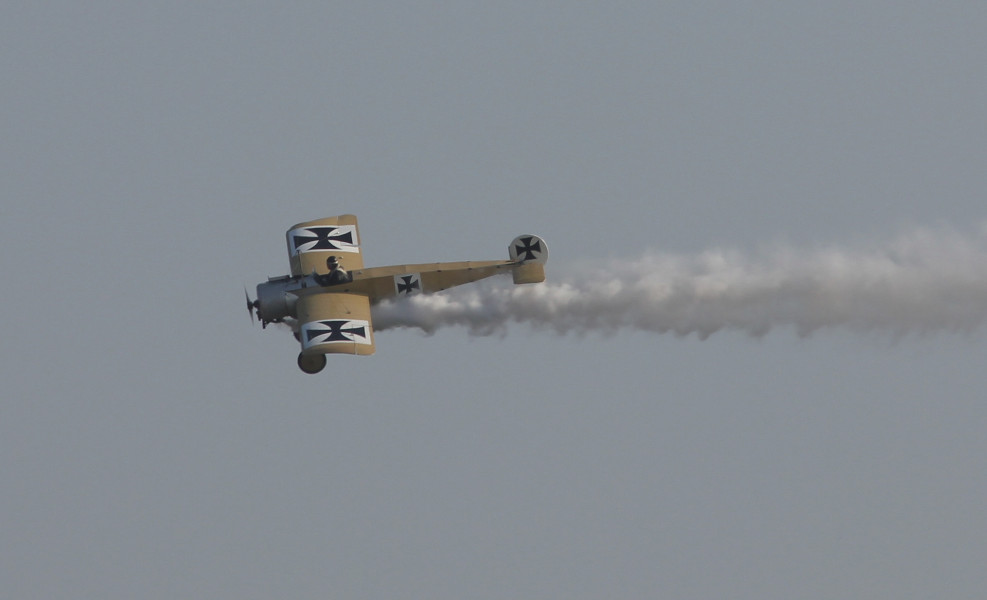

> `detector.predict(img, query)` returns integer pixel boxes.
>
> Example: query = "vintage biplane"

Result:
[246,215,548,373]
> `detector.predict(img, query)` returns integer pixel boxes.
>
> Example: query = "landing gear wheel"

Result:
[297,352,327,374]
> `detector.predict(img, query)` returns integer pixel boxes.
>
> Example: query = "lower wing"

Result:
[296,292,375,356]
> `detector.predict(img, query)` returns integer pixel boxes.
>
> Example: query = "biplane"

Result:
[246,215,548,373]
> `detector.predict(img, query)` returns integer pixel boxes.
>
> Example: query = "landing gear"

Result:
[297,352,327,374]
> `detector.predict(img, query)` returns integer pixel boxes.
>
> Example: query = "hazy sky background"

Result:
[3,3,987,599]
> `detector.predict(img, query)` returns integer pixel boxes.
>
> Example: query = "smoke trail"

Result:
[371,227,987,339]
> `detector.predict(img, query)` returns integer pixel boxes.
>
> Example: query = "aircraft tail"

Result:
[509,235,548,284]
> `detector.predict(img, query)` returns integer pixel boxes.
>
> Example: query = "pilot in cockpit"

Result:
[319,255,351,286]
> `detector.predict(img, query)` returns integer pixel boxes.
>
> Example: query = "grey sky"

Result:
[3,3,987,599]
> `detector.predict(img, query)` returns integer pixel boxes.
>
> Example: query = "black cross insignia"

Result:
[306,320,368,344]
[292,227,354,252]
[514,236,542,261]
[397,275,421,295]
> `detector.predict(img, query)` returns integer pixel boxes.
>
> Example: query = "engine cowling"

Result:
[255,276,299,325]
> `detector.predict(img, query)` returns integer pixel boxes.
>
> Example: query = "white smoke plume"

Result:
[371,226,987,339]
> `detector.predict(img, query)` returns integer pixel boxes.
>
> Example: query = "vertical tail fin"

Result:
[509,235,548,284]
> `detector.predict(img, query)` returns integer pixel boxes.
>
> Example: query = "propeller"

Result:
[244,286,256,324]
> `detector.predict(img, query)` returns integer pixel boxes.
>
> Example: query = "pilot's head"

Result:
[326,256,340,270]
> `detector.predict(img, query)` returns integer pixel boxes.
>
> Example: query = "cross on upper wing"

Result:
[290,226,357,254]
[285,215,364,276]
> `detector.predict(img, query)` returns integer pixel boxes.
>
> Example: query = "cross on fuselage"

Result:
[397,275,421,295]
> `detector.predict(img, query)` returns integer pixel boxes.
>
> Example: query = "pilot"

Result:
[319,255,351,286]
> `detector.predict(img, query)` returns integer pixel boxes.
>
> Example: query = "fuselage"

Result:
[254,259,523,327]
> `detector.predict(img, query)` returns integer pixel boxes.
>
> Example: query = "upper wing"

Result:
[296,292,376,356]
[286,215,364,277]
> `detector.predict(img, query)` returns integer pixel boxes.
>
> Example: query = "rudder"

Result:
[509,235,548,284]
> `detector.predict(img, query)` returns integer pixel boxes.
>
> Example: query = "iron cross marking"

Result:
[293,227,354,252]
[306,320,368,343]
[514,236,542,261]
[397,275,421,295]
